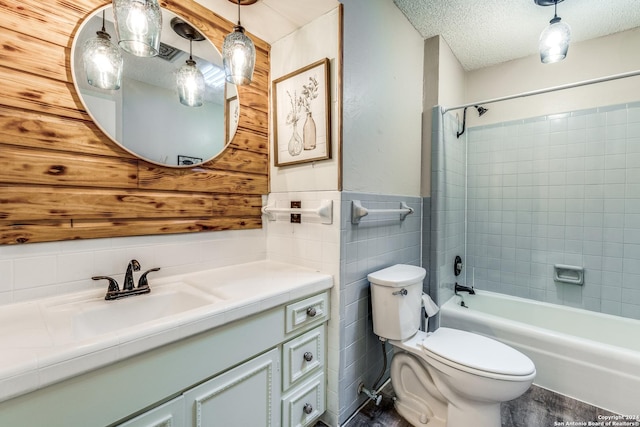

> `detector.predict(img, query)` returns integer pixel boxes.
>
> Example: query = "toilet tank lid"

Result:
[367,264,426,287]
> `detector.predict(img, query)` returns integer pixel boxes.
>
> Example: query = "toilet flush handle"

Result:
[392,288,408,296]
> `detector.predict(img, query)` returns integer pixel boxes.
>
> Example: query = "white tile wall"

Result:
[0,229,267,305]
[466,102,640,320]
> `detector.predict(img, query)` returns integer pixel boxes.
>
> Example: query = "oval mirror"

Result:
[71,6,239,167]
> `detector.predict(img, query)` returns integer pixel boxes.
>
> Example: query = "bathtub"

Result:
[440,290,640,415]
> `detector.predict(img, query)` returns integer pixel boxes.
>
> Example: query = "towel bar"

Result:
[262,199,333,224]
[351,200,414,224]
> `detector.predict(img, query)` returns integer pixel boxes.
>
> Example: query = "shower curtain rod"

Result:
[442,69,640,114]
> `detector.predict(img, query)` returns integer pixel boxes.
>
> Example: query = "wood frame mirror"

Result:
[0,0,269,245]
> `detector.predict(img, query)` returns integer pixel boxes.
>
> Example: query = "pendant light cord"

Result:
[237,0,242,25]
[101,10,106,32]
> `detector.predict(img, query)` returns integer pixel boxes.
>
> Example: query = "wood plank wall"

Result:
[0,0,270,245]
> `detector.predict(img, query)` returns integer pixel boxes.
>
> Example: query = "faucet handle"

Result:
[138,267,160,289]
[92,276,120,296]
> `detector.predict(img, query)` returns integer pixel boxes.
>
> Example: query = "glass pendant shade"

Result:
[82,30,123,90]
[223,25,256,85]
[177,59,205,107]
[539,17,571,64]
[112,0,162,57]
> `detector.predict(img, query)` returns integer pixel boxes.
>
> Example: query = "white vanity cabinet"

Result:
[119,294,328,427]
[0,290,330,427]
[117,294,327,427]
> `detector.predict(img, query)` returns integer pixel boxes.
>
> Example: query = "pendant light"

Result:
[537,0,571,64]
[172,18,206,107]
[222,0,256,85]
[112,0,162,57]
[82,10,123,90]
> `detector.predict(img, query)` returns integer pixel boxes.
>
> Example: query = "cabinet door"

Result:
[183,348,281,427]
[117,396,184,427]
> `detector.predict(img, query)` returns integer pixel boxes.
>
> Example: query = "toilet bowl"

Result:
[368,264,536,427]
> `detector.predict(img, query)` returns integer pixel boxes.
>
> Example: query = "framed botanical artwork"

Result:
[272,58,331,167]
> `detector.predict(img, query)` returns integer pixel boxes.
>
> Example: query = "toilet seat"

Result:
[419,328,535,379]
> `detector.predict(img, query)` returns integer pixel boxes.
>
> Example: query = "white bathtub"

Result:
[440,290,640,415]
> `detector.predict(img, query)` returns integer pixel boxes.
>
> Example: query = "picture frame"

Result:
[272,58,331,167]
[225,95,239,144]
[177,155,203,166]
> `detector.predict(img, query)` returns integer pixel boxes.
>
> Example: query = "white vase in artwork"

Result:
[303,112,316,150]
[288,121,303,156]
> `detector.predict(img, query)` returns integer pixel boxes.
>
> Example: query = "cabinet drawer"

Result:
[281,372,325,427]
[282,326,325,390]
[285,293,328,334]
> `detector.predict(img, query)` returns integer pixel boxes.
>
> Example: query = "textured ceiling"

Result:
[393,0,640,71]
[197,0,640,71]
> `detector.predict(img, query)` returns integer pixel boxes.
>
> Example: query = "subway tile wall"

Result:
[339,191,422,424]
[466,102,640,320]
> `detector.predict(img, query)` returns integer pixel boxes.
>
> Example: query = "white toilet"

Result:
[368,264,535,427]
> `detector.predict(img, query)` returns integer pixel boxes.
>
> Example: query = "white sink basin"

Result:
[43,283,222,342]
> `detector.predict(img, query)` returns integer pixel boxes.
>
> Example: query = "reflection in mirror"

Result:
[72,6,239,167]
[82,10,123,90]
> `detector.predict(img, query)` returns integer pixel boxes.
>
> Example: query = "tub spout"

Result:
[454,283,475,295]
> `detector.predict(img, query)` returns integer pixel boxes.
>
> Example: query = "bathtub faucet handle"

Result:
[454,255,463,276]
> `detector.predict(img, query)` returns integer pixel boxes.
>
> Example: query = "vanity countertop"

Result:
[0,260,332,404]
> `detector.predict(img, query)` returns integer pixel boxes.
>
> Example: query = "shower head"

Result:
[475,105,488,116]
[456,105,489,139]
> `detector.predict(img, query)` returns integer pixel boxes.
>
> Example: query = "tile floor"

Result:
[319,382,618,427]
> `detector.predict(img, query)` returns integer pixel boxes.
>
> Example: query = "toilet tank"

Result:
[368,264,426,341]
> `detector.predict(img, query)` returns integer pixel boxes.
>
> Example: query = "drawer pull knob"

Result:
[306,307,317,317]
[303,403,313,415]
[303,352,314,362]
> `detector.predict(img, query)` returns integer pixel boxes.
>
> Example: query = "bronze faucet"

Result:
[92,259,160,300]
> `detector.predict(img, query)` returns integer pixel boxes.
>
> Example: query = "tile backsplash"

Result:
[0,229,266,306]
[465,102,640,320]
